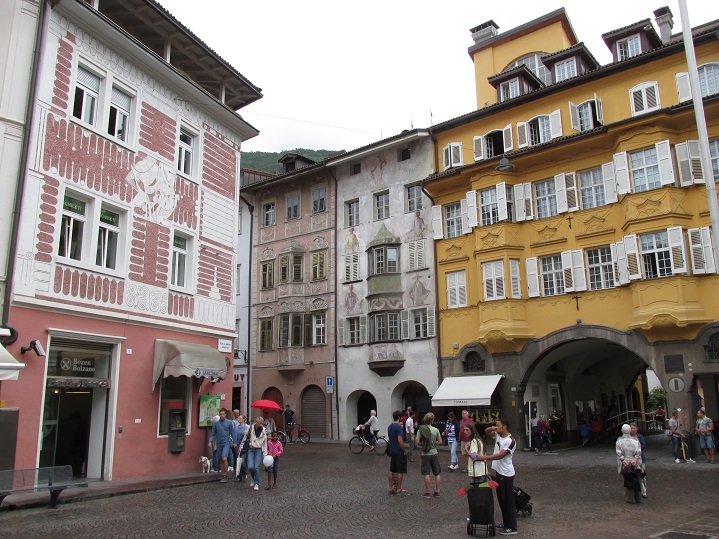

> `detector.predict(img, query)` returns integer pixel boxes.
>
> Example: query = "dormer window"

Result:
[554,58,576,82]
[617,34,641,60]
[511,53,551,86]
[500,79,520,101]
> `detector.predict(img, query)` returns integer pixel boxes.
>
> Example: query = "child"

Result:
[265,431,284,489]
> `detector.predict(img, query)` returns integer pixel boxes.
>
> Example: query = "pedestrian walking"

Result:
[387,410,408,495]
[283,404,295,443]
[629,422,647,498]
[616,424,642,504]
[235,415,249,481]
[416,412,443,498]
[208,408,235,484]
[243,416,268,491]
[265,431,283,489]
[669,409,696,464]
[695,409,715,463]
[405,411,416,462]
[537,414,553,453]
[445,412,460,471]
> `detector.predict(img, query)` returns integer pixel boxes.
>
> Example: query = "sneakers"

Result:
[250,480,255,487]
[675,458,680,464]
[498,528,518,535]
[422,492,432,498]
[219,476,228,483]
[688,459,696,463]
[433,491,440,497]
[228,466,233,472]
[253,484,259,491]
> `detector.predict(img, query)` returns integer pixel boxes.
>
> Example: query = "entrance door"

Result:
[40,388,92,476]
[301,385,326,439]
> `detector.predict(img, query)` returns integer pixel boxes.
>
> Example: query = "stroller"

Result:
[514,486,533,517]
[466,461,495,537]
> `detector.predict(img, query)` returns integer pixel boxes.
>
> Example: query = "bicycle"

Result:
[349,424,387,455]
[278,422,310,446]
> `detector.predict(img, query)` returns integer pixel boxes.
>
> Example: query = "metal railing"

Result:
[604,410,665,434]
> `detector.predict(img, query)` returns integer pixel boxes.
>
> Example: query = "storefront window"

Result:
[158,376,189,435]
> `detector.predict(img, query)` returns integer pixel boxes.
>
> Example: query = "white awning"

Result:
[431,375,503,407]
[152,339,228,391]
[0,330,26,381]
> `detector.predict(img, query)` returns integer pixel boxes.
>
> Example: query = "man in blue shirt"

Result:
[387,410,407,495]
[208,408,235,483]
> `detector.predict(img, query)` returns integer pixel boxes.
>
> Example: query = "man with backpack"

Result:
[415,412,443,497]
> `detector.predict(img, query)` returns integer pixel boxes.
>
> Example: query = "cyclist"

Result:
[364,410,380,451]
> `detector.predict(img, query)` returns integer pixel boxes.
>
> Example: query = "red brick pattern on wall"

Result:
[172,175,199,229]
[36,175,61,263]
[139,103,177,162]
[168,292,195,318]
[196,246,233,302]
[202,126,238,199]
[51,35,75,115]
[128,212,171,287]
[53,266,125,304]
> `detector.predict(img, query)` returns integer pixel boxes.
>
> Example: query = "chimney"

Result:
[653,6,674,44]
[470,20,499,45]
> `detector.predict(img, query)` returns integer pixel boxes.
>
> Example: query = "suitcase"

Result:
[466,485,495,537]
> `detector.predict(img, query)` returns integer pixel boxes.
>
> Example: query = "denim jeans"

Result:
[247,447,263,486]
[449,440,458,464]
[671,436,692,459]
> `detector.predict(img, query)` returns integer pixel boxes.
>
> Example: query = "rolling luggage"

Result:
[466,484,496,537]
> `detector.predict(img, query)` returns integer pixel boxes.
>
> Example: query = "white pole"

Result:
[678,0,719,265]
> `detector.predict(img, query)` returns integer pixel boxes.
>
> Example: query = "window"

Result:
[286,195,300,220]
[279,253,303,283]
[261,261,274,289]
[374,191,390,220]
[639,231,672,279]
[108,87,131,141]
[534,178,558,219]
[351,163,361,175]
[698,63,719,97]
[73,66,100,125]
[412,309,429,338]
[96,207,120,269]
[446,270,467,308]
[617,35,641,61]
[629,147,661,192]
[236,264,241,295]
[398,147,411,161]
[278,313,305,347]
[311,251,327,280]
[483,260,505,301]
[344,254,360,281]
[630,82,660,116]
[710,139,719,182]
[406,184,423,212]
[262,202,276,227]
[578,167,606,209]
[555,58,577,82]
[347,317,361,345]
[407,240,425,271]
[479,188,499,226]
[369,312,400,342]
[570,97,604,133]
[369,246,399,275]
[312,187,327,213]
[260,319,273,351]
[58,194,86,261]
[586,246,615,290]
[464,352,486,373]
[312,313,326,345]
[158,376,189,435]
[540,255,565,296]
[177,129,194,176]
[500,78,520,101]
[518,111,561,148]
[511,53,551,85]
[170,233,188,288]
[442,142,463,170]
[528,116,551,146]
[346,199,360,227]
[444,202,462,239]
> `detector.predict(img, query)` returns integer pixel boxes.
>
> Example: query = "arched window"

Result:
[507,53,552,86]
[706,333,719,363]
[464,352,486,373]
[698,63,719,98]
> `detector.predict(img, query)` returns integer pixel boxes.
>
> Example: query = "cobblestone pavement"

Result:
[1,435,718,538]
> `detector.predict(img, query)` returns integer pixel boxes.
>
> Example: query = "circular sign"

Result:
[667,377,685,393]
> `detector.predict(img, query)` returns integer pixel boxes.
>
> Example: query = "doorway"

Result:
[40,389,92,476]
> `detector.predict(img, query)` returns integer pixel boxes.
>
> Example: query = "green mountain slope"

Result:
[240,148,343,174]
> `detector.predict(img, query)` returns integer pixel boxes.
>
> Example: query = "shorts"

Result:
[420,454,441,476]
[216,443,231,458]
[699,434,715,449]
[390,453,408,474]
[266,457,279,473]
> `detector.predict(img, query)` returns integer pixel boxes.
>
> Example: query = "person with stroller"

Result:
[616,424,643,504]
[462,423,488,483]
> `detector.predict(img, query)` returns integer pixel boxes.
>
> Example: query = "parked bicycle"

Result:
[277,422,310,446]
[349,424,387,455]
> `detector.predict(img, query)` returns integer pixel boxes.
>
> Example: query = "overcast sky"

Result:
[160,0,719,153]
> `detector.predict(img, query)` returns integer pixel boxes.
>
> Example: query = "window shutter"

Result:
[503,124,513,152]
[111,87,131,110]
[513,183,527,222]
[483,262,494,301]
[631,88,645,115]
[510,259,522,299]
[565,173,578,212]
[446,272,457,308]
[667,226,687,274]
[431,205,444,239]
[460,198,471,235]
[676,72,691,102]
[656,140,676,186]
[443,145,451,170]
[613,152,630,195]
[676,141,704,185]
[623,235,642,280]
[457,272,467,306]
[417,240,425,269]
[426,307,436,338]
[496,182,508,222]
[602,162,618,204]
[561,250,575,292]
[337,318,345,346]
[359,316,367,344]
[549,109,562,139]
[408,242,417,271]
[645,84,659,109]
[401,310,410,340]
[495,261,506,300]
[569,101,580,131]
[77,66,101,91]
[517,122,528,148]
[688,227,716,275]
[466,191,478,228]
[473,136,484,161]
[687,141,704,184]
[522,183,534,220]
[572,249,587,292]
[526,257,540,298]
[451,143,463,167]
[610,241,630,285]
[304,314,312,347]
[555,173,568,214]
[594,93,604,125]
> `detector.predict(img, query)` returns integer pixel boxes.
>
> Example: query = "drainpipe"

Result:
[239,193,254,417]
[329,167,339,440]
[1,0,49,345]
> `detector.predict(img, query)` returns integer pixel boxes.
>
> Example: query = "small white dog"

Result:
[199,456,211,473]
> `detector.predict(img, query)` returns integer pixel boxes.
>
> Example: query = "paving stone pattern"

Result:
[1,435,718,538]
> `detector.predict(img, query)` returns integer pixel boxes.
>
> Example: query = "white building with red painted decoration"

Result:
[0,0,261,480]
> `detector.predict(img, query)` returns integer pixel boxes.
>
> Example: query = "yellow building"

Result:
[424,8,719,445]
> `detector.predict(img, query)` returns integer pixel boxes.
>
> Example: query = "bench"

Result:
[0,465,88,508]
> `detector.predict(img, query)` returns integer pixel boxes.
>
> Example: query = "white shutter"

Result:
[614,152,630,195]
[443,145,451,170]
[646,84,659,109]
[496,182,508,222]
[517,122,528,148]
[510,259,522,298]
[667,226,687,274]
[687,141,704,184]
[561,250,575,292]
[451,143,463,167]
[473,136,484,161]
[569,101,580,131]
[431,205,444,239]
[611,242,630,285]
[594,93,604,125]
[337,318,345,346]
[565,173,578,212]
[676,140,704,186]
[623,234,642,280]
[549,109,562,139]
[602,162,618,204]
[523,183,534,220]
[495,261,506,299]
[408,242,417,271]
[77,66,101,92]
[344,254,359,281]
[526,257,540,298]
[503,124,513,152]
[401,310,410,340]
[555,173,568,214]
[514,183,526,222]
[483,262,493,301]
[416,240,425,269]
[656,140,676,186]
[676,72,691,102]
[426,307,436,338]
[446,272,457,308]
[631,88,645,115]
[688,227,716,275]
[458,271,467,306]
[466,191,478,228]
[571,250,587,292]
[460,198,471,235]
[359,316,367,344]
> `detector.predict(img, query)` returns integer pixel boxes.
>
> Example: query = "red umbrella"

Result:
[251,399,282,411]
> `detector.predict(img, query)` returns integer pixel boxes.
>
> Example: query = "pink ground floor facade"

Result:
[0,306,235,481]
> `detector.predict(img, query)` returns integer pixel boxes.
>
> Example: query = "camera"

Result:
[21,339,46,357]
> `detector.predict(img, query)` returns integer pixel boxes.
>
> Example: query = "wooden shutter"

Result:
[631,87,645,115]
[602,162,618,204]
[610,241,630,285]
[517,122,528,148]
[561,250,575,292]
[555,173,568,214]
[460,198,471,235]
[466,191,478,228]
[431,205,443,239]
[503,124,513,152]
[457,271,467,306]
[571,250,587,292]
[443,145,451,170]
[688,227,716,275]
[676,141,704,186]
[401,310,410,340]
[473,136,484,161]
[526,257,540,298]
[483,262,494,301]
[496,182,508,222]
[408,242,417,271]
[667,226,687,274]
[565,173,578,211]
[645,84,659,109]
[676,72,691,102]
[569,101,580,131]
[522,183,534,220]
[359,316,367,344]
[426,307,436,338]
[451,143,463,167]
[337,318,345,346]
[446,272,457,308]
[509,259,521,299]
[495,261,506,300]
[656,140,676,186]
[623,235,642,280]
[549,109,562,139]
[594,93,604,125]
[613,152,630,195]
[513,183,527,221]
[416,240,425,269]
